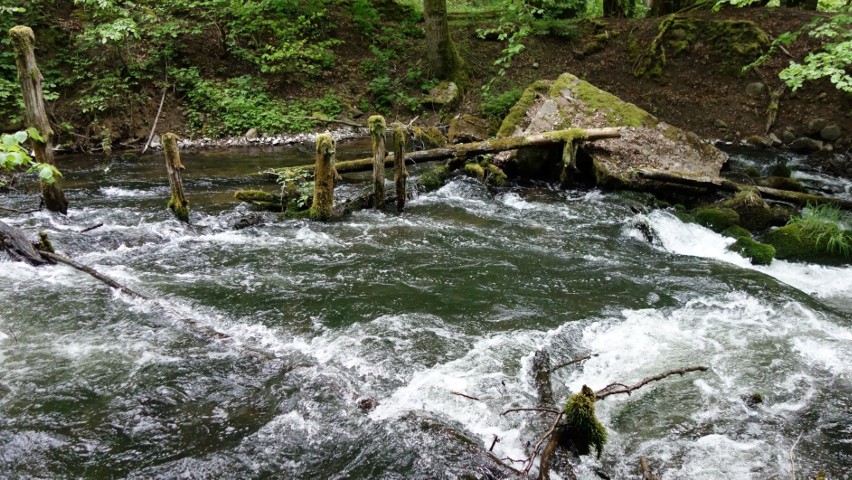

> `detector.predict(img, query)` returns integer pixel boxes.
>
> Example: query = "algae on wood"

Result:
[369,116,387,208]
[9,26,68,214]
[162,133,189,223]
[310,133,336,221]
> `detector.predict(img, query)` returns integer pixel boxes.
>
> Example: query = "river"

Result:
[1,139,850,479]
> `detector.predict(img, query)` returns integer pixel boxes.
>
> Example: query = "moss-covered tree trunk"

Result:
[392,123,408,212]
[310,133,336,221]
[9,26,68,214]
[369,116,387,209]
[423,0,465,82]
[162,133,189,223]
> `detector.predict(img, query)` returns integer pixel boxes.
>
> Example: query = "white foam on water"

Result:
[639,210,852,299]
[498,192,537,210]
[100,186,167,198]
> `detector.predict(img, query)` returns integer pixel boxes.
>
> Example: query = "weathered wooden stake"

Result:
[392,123,408,212]
[9,26,68,214]
[310,133,336,221]
[368,115,386,208]
[162,133,189,223]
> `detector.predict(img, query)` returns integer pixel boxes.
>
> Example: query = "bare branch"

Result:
[790,432,804,480]
[551,353,598,372]
[595,366,709,400]
[524,412,563,475]
[0,205,40,214]
[501,407,561,416]
[450,391,481,401]
[79,223,104,233]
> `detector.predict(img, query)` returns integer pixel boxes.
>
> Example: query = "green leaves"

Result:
[780,15,852,93]
[0,130,63,184]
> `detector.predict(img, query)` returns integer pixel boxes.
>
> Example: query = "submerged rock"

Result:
[495,72,727,186]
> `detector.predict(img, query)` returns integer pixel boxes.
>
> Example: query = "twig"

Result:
[501,407,561,416]
[6,328,17,344]
[141,87,168,155]
[551,353,598,372]
[790,432,803,480]
[79,223,104,233]
[778,44,793,58]
[595,366,709,400]
[40,251,150,299]
[489,434,499,452]
[0,205,40,214]
[300,117,366,129]
[450,391,481,401]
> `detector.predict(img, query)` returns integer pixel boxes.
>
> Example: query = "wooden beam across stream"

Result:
[269,127,622,177]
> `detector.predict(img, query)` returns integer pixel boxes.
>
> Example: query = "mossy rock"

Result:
[463,162,485,180]
[765,223,852,264]
[497,80,552,138]
[234,189,284,212]
[411,126,447,149]
[484,162,508,186]
[419,165,452,192]
[722,225,751,240]
[743,166,760,178]
[756,176,805,192]
[768,163,792,178]
[449,115,489,144]
[728,237,775,265]
[695,207,740,232]
[422,81,461,110]
[721,189,772,231]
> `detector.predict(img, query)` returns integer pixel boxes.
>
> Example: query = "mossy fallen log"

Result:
[266,127,621,179]
[636,169,852,210]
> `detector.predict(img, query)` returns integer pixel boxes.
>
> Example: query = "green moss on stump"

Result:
[696,207,740,233]
[562,385,607,458]
[728,237,775,265]
[168,196,190,223]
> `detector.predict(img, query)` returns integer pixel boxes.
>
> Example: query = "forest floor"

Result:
[35,6,852,153]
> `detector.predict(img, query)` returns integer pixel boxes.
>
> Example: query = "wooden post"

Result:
[162,133,189,223]
[392,123,408,212]
[310,133,336,221]
[9,26,68,214]
[368,115,386,208]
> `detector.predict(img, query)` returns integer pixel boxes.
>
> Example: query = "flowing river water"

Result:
[1,139,850,479]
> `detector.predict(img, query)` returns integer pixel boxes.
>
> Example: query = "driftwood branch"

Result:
[40,251,149,299]
[79,223,104,233]
[450,391,481,401]
[551,354,598,372]
[141,87,167,155]
[525,412,564,477]
[501,407,561,416]
[595,365,709,400]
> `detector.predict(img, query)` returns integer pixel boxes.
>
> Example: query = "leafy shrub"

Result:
[481,88,523,121]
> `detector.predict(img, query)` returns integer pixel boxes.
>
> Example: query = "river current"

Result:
[1,140,850,479]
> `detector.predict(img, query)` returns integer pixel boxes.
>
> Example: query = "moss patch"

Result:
[695,207,740,232]
[419,165,452,192]
[497,80,552,137]
[484,162,508,186]
[552,73,655,128]
[766,223,852,264]
[561,385,607,458]
[728,237,775,265]
[463,162,485,180]
[722,225,751,240]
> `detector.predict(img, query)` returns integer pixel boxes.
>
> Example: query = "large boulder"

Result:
[495,73,728,186]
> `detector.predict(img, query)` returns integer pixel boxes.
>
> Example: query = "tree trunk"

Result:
[392,123,409,212]
[423,0,465,81]
[162,133,189,223]
[9,26,68,214]
[369,116,387,208]
[310,133,336,221]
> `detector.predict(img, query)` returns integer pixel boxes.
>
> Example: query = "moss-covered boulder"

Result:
[419,165,452,192]
[422,81,460,110]
[728,237,775,265]
[766,223,852,264]
[720,189,773,231]
[696,207,740,232]
[234,190,284,212]
[495,73,727,186]
[463,162,485,180]
[756,176,805,192]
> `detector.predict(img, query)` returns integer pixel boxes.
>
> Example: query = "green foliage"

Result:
[0,129,62,187]
[172,68,341,136]
[273,167,313,210]
[480,87,523,121]
[767,203,851,263]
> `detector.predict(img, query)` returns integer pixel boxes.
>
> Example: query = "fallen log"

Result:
[0,220,51,265]
[636,169,852,210]
[267,127,622,178]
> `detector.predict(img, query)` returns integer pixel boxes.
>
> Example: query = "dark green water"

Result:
[1,140,850,479]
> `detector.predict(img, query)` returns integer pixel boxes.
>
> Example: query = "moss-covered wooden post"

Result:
[368,115,386,208]
[162,133,189,223]
[391,123,408,212]
[9,26,68,214]
[310,133,336,221]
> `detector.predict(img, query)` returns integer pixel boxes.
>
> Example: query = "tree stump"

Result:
[368,116,387,208]
[9,26,68,214]
[392,123,409,212]
[310,133,336,221]
[162,133,189,223]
